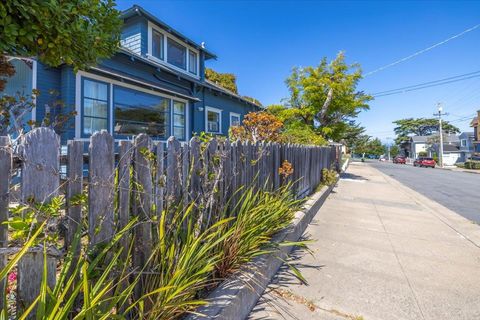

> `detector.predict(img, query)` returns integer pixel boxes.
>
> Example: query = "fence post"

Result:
[17,128,59,317]
[118,140,133,260]
[132,134,154,299]
[155,142,165,220]
[166,136,181,210]
[88,130,115,247]
[66,140,84,250]
[0,136,11,310]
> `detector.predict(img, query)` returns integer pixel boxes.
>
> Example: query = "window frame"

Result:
[188,50,198,75]
[147,21,200,79]
[80,77,110,138]
[205,106,222,134]
[172,100,187,140]
[151,29,164,60]
[75,71,190,141]
[229,112,241,127]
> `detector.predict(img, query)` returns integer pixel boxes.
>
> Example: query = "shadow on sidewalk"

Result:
[340,172,369,181]
[249,235,324,320]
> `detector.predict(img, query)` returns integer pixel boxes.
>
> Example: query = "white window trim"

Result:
[75,70,189,140]
[147,21,200,79]
[229,112,241,127]
[205,106,222,134]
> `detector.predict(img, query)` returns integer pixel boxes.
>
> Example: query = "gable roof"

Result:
[410,134,459,143]
[121,5,217,60]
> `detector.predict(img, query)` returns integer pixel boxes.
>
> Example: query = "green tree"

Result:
[393,118,460,145]
[355,136,385,157]
[205,68,238,94]
[267,104,327,145]
[0,0,121,73]
[389,144,400,157]
[283,52,372,141]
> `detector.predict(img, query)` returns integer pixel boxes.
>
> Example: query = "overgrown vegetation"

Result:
[3,181,300,319]
[321,167,338,186]
[464,160,480,169]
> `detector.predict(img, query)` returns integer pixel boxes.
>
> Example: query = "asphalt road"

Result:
[368,160,480,223]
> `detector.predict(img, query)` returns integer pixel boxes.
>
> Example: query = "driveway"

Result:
[249,162,480,320]
[369,161,480,223]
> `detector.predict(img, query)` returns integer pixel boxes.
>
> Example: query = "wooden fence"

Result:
[0,127,340,315]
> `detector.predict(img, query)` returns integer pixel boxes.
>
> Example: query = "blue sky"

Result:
[116,0,480,141]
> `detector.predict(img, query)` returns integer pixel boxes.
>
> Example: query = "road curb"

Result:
[185,177,339,320]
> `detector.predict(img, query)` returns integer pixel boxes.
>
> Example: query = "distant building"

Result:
[471,111,480,153]
[458,131,475,161]
[404,134,458,159]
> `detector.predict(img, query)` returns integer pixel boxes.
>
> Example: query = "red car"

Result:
[413,157,436,168]
[393,156,406,164]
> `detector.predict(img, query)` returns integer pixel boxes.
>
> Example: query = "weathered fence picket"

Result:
[0,127,340,316]
[17,128,59,318]
[0,136,10,310]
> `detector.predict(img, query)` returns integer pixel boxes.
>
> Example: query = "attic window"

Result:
[188,50,197,75]
[152,30,164,60]
[167,38,186,70]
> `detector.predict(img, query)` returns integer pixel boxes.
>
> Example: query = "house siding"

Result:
[120,17,148,56]
[36,62,61,123]
[192,89,257,135]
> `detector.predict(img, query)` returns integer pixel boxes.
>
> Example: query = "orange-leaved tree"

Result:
[230,111,283,143]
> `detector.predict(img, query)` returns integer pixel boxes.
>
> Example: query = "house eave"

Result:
[121,5,217,60]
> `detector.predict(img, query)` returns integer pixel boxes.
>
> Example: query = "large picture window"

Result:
[173,101,186,140]
[167,38,187,70]
[82,79,109,136]
[113,86,170,139]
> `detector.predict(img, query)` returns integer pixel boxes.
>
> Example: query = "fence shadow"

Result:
[340,172,368,181]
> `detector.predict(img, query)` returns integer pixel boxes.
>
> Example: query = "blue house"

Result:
[1,5,260,142]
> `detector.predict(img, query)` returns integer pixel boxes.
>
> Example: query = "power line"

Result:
[372,71,480,97]
[365,23,480,77]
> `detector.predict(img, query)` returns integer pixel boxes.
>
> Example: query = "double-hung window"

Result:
[206,107,222,134]
[167,38,187,70]
[113,86,170,139]
[82,78,109,136]
[188,50,197,75]
[152,30,164,60]
[230,113,241,127]
[173,101,186,140]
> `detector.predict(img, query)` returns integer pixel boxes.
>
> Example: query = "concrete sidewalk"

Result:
[249,162,480,320]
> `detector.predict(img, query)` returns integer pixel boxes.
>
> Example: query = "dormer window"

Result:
[188,50,197,75]
[147,22,200,78]
[152,30,164,60]
[167,38,187,70]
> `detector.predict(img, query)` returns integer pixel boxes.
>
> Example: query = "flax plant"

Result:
[215,184,300,279]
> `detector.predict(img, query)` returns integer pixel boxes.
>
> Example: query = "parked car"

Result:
[393,156,406,164]
[413,157,436,168]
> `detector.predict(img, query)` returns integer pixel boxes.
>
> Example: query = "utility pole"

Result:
[434,103,448,168]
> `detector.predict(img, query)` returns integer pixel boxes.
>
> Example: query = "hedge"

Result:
[464,160,480,169]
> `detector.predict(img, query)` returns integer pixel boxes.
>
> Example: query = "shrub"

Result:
[215,185,299,279]
[464,160,480,169]
[321,168,337,186]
